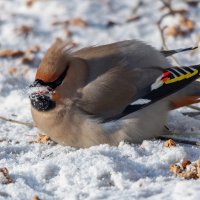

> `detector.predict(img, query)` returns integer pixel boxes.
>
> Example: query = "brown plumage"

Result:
[29,39,200,148]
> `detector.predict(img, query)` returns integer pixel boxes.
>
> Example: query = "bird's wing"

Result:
[76,66,143,119]
[117,65,200,120]
[161,46,198,57]
[76,65,200,120]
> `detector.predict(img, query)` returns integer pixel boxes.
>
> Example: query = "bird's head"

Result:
[29,39,88,112]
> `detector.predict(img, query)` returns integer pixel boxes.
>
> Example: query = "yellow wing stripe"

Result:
[164,69,198,84]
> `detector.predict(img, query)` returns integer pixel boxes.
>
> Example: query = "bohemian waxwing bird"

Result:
[29,39,200,148]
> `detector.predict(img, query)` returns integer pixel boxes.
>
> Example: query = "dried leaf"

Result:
[0,49,25,58]
[32,196,40,200]
[0,168,13,184]
[180,18,195,31]
[182,160,191,169]
[169,164,182,175]
[8,67,17,75]
[21,55,34,64]
[170,159,200,179]
[179,171,199,179]
[166,17,195,37]
[28,45,40,53]
[31,133,51,144]
[70,18,87,28]
[166,26,181,37]
[25,0,35,7]
[21,45,40,64]
[15,25,33,36]
[197,160,200,178]
[164,139,176,147]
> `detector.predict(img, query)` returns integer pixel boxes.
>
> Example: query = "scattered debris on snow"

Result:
[170,159,200,179]
[0,168,13,184]
[164,139,176,148]
[0,0,200,199]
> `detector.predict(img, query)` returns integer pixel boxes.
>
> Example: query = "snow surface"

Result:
[0,0,200,199]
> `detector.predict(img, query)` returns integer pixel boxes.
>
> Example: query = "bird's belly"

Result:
[120,100,169,143]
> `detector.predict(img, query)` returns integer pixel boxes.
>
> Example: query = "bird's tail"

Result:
[161,46,198,57]
[171,79,200,109]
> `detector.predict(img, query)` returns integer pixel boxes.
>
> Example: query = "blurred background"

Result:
[1,0,200,73]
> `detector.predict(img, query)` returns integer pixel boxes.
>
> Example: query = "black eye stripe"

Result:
[35,67,68,89]
[48,67,68,89]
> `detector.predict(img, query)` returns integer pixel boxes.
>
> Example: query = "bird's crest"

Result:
[36,39,74,82]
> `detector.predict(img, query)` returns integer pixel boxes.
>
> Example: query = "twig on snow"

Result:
[0,116,35,128]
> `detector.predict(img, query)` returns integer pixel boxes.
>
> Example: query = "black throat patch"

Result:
[30,93,56,112]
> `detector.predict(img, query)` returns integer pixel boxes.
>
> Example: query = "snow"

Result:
[0,0,200,199]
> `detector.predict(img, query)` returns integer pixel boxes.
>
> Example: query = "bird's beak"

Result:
[29,79,54,95]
